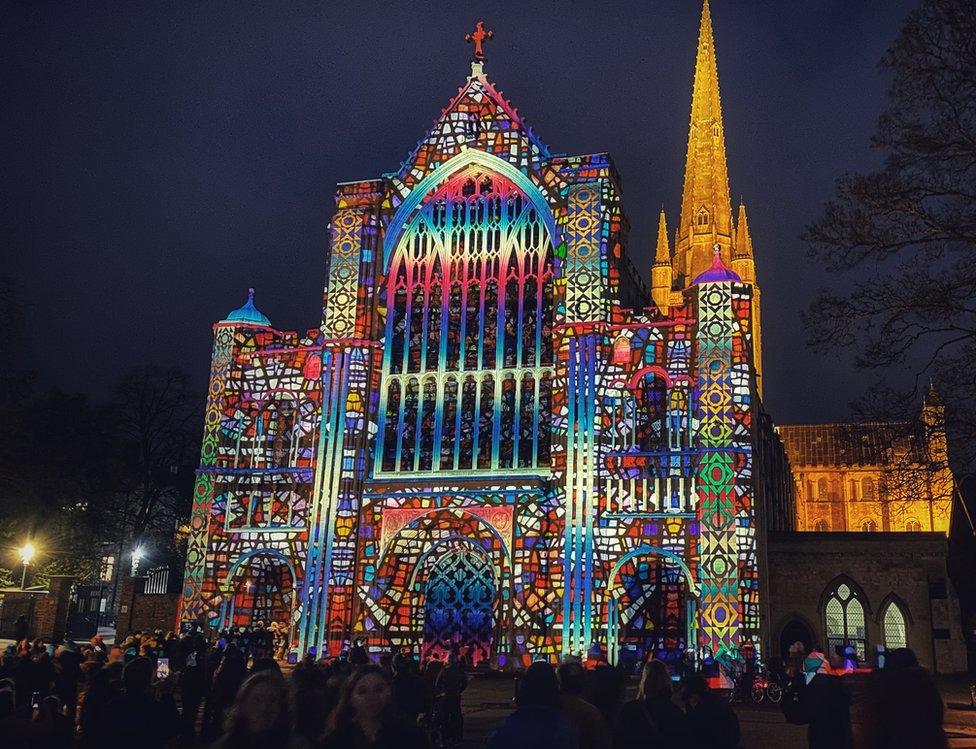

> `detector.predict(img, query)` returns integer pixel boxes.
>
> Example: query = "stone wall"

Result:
[767,531,967,673]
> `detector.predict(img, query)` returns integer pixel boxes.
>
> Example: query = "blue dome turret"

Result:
[693,244,741,285]
[223,287,271,326]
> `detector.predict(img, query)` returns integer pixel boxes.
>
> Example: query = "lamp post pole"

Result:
[18,542,36,591]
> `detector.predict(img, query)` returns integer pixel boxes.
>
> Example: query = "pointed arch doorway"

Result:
[607,549,698,673]
[422,548,496,665]
[224,551,295,632]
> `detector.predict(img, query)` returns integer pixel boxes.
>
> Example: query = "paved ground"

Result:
[456,674,976,748]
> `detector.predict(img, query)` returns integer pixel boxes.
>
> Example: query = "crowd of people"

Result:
[0,624,952,749]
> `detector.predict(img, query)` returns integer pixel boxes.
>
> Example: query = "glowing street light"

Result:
[131,545,145,576]
[19,541,36,590]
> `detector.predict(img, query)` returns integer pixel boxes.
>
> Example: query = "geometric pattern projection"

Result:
[179,7,762,669]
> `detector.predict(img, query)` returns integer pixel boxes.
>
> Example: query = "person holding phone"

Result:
[101,657,179,749]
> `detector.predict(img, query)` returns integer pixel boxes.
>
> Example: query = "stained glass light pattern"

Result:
[423,548,496,664]
[376,167,554,476]
[180,42,763,668]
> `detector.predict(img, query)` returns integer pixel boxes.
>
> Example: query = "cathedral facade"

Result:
[178,3,791,667]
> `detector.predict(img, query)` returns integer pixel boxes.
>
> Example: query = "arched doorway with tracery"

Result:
[422,545,496,664]
[606,549,698,673]
[365,507,513,664]
[223,551,296,634]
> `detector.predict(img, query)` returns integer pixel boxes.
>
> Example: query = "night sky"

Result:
[3,0,921,425]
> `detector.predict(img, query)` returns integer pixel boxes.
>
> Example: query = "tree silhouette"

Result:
[803,0,976,468]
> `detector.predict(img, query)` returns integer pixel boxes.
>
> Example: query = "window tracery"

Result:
[378,167,554,473]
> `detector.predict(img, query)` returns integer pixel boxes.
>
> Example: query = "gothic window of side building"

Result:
[817,478,828,500]
[814,519,829,531]
[860,519,877,532]
[825,581,867,659]
[862,477,876,501]
[906,519,922,532]
[882,600,908,650]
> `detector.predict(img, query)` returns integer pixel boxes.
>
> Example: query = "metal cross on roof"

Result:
[465,21,493,61]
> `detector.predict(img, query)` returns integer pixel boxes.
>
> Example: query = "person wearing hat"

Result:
[781,647,852,748]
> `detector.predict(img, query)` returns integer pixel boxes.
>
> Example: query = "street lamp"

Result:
[19,541,36,590]
[131,545,145,576]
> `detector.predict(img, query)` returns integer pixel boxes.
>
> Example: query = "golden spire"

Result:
[675,0,733,285]
[651,209,674,311]
[732,202,755,283]
[734,202,752,256]
[654,208,671,264]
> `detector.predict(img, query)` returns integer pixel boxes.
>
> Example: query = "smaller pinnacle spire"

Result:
[654,209,671,264]
[734,203,753,258]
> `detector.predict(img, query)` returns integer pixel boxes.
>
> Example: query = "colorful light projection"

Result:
[179,8,762,667]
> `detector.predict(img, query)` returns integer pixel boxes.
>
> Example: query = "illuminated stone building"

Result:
[780,386,953,534]
[176,2,968,673]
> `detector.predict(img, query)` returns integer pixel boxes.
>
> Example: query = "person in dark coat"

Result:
[434,652,468,744]
[319,664,429,749]
[780,650,852,749]
[0,686,41,749]
[585,665,627,730]
[391,657,431,724]
[614,659,688,748]
[291,658,335,747]
[350,637,370,666]
[101,656,179,749]
[78,661,124,749]
[557,661,610,749]
[32,694,74,749]
[28,644,56,700]
[486,661,578,749]
[682,674,740,749]
[53,643,81,725]
[177,646,207,742]
[856,650,946,749]
[14,616,30,644]
[201,644,247,742]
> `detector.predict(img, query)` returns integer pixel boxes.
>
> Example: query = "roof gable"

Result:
[390,67,551,198]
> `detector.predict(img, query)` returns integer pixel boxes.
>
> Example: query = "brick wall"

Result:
[0,575,74,642]
[767,531,967,673]
[118,576,180,635]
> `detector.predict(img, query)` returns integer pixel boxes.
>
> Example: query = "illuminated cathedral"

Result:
[178,3,965,671]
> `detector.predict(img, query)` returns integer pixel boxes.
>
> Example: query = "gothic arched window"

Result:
[824,581,867,659]
[379,166,555,474]
[813,519,829,532]
[860,519,877,532]
[882,601,908,650]
[633,374,668,452]
[817,478,828,500]
[861,477,876,501]
[905,519,922,532]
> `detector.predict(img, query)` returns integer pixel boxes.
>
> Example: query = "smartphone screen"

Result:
[31,691,40,709]
[155,658,170,680]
